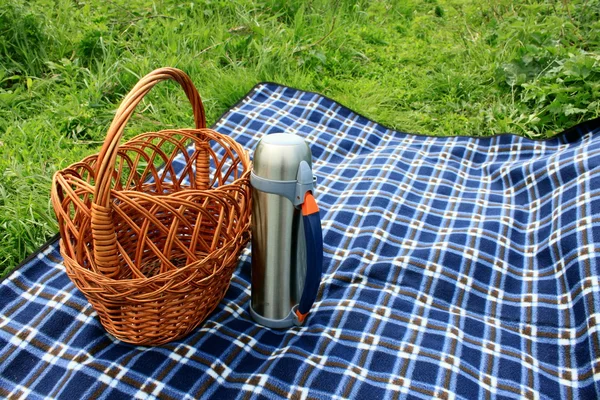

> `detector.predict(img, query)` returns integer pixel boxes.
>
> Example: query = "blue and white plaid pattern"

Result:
[1,83,600,399]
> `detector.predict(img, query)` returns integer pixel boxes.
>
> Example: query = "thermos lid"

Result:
[253,133,312,181]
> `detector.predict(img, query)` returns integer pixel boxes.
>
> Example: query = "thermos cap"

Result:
[253,133,312,181]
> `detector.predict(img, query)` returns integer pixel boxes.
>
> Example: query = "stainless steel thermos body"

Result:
[250,133,323,328]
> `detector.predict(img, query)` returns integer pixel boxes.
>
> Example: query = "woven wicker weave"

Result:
[50,68,251,345]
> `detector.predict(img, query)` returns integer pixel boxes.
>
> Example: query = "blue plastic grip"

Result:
[298,194,323,317]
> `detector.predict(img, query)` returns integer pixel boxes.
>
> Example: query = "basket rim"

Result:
[55,171,251,196]
[55,126,251,174]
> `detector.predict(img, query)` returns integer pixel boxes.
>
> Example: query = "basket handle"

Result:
[91,67,206,277]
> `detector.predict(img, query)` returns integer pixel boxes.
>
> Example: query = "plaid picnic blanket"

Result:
[2,83,600,399]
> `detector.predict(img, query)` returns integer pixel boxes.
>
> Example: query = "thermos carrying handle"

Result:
[296,192,324,323]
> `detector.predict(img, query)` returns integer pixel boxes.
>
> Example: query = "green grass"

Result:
[1,0,599,277]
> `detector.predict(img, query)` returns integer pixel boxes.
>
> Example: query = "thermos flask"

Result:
[250,133,323,328]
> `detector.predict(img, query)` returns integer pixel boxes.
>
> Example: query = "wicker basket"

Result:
[50,68,251,345]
